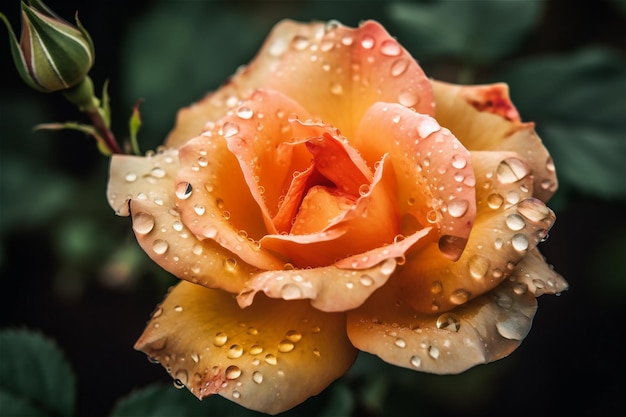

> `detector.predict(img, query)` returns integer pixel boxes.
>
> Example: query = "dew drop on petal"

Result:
[236,106,254,120]
[152,239,169,255]
[517,198,550,222]
[285,330,302,343]
[330,82,343,95]
[447,199,469,218]
[264,354,277,365]
[125,172,137,182]
[436,313,461,332]
[394,338,406,348]
[228,344,244,359]
[511,234,529,251]
[213,332,228,347]
[360,274,374,286]
[505,214,526,231]
[175,182,193,199]
[450,288,470,305]
[360,35,375,49]
[380,39,401,56]
[468,255,490,279]
[398,89,419,108]
[222,121,239,138]
[225,365,241,379]
[133,212,155,234]
[278,340,295,353]
[390,58,409,76]
[280,283,303,300]
[451,154,467,169]
[410,355,422,368]
[487,193,504,210]
[252,371,263,384]
[496,158,529,184]
[416,118,440,138]
[428,345,440,359]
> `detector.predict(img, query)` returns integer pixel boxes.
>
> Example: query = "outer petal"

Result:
[346,276,537,375]
[165,20,434,148]
[107,150,254,293]
[354,102,476,261]
[238,227,434,312]
[175,133,286,271]
[432,80,558,202]
[136,281,357,415]
[512,248,568,296]
[397,150,555,313]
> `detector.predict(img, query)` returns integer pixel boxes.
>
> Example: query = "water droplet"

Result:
[380,39,401,56]
[438,235,467,261]
[224,257,237,272]
[236,106,254,120]
[341,35,353,46]
[174,369,188,386]
[431,280,443,294]
[278,340,295,353]
[379,258,396,275]
[285,330,302,343]
[192,244,203,255]
[330,82,343,95]
[390,58,409,76]
[468,255,490,279]
[496,316,528,340]
[428,345,440,359]
[172,220,184,232]
[505,213,526,231]
[225,365,241,379]
[517,198,550,222]
[436,313,461,332]
[252,371,263,384]
[264,354,277,365]
[175,182,193,199]
[496,158,529,184]
[222,121,239,138]
[360,35,375,49]
[213,332,228,347]
[194,204,206,216]
[173,378,185,389]
[133,212,155,234]
[451,154,467,169]
[416,118,440,138]
[174,305,183,312]
[151,167,166,178]
[197,156,208,167]
[191,352,200,363]
[124,172,137,182]
[410,355,422,368]
[360,274,374,286]
[152,239,169,255]
[394,338,406,348]
[398,89,419,108]
[513,282,528,295]
[232,390,241,399]
[358,183,370,196]
[280,283,303,300]
[511,234,529,251]
[447,199,469,218]
[450,288,470,305]
[487,193,504,210]
[228,344,244,359]
[249,345,263,355]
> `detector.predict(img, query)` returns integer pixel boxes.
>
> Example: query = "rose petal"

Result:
[165,20,434,148]
[346,277,538,374]
[239,227,433,312]
[432,80,558,202]
[107,149,256,293]
[512,248,568,296]
[260,155,400,268]
[354,102,476,261]
[398,196,555,314]
[176,134,285,270]
[136,281,357,415]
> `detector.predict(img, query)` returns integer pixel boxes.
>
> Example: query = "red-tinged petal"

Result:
[510,249,568,296]
[398,197,555,314]
[240,227,434,312]
[136,281,357,415]
[107,150,256,293]
[176,135,285,270]
[261,155,400,268]
[164,20,434,148]
[354,102,476,261]
[432,80,558,202]
[346,277,538,375]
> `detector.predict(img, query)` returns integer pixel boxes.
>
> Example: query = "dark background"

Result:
[1,1,624,416]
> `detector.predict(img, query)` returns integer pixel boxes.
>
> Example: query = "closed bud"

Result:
[1,0,95,92]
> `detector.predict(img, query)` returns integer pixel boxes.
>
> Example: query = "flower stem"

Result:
[84,106,123,154]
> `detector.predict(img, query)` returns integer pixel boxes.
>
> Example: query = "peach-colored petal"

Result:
[260,155,400,268]
[354,102,476,261]
[107,150,256,293]
[398,197,555,314]
[239,227,434,312]
[432,80,558,202]
[175,134,285,271]
[165,20,434,148]
[346,276,538,374]
[512,248,568,296]
[136,281,357,415]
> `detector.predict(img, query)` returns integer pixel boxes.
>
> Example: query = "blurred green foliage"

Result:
[1,1,624,416]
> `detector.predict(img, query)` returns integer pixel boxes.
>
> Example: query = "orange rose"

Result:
[107,20,567,414]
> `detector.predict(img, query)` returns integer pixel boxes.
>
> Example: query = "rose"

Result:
[107,20,567,415]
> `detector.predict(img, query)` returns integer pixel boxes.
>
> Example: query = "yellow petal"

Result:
[107,149,256,293]
[347,277,538,374]
[135,281,357,415]
[239,227,433,312]
[432,80,558,202]
[165,20,434,148]
[354,102,477,261]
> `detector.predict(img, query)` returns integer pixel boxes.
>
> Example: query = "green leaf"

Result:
[499,47,626,200]
[389,0,544,65]
[0,329,75,417]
